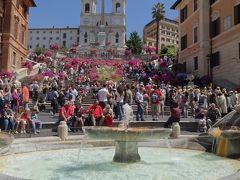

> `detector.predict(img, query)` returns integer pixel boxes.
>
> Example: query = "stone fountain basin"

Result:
[0,132,13,155]
[83,126,172,142]
[221,130,240,139]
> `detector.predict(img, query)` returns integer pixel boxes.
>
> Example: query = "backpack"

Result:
[198,95,205,104]
[151,92,159,103]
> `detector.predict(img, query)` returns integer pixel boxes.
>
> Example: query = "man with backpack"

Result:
[150,85,163,121]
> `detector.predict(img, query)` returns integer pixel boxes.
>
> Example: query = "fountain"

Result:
[0,132,13,155]
[1,106,240,179]
[208,104,240,158]
[83,104,172,163]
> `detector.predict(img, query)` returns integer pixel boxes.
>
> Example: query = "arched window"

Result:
[85,3,90,13]
[115,32,119,43]
[84,32,88,43]
[116,3,121,13]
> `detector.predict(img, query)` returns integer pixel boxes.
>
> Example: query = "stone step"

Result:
[41,121,198,132]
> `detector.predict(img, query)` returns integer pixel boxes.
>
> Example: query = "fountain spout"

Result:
[121,104,134,131]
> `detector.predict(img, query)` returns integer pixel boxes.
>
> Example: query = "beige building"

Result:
[172,0,240,86]
[0,0,36,71]
[143,18,179,50]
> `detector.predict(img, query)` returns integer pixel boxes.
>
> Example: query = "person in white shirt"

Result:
[98,84,110,109]
[135,86,145,121]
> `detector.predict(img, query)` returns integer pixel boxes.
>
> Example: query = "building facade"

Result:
[143,18,179,50]
[172,0,240,85]
[79,0,126,50]
[28,27,80,49]
[0,0,36,71]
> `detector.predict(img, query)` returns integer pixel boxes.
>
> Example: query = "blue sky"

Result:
[29,0,178,37]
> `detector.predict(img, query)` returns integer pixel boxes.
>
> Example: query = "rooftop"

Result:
[144,18,178,28]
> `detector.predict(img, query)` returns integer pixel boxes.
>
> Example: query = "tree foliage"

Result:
[160,45,177,58]
[152,2,165,54]
[34,47,45,56]
[126,31,143,55]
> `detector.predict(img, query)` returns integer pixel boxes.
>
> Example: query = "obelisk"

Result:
[101,0,105,25]
[98,0,106,47]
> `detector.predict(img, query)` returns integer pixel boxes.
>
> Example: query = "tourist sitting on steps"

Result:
[0,104,15,132]
[59,101,74,129]
[70,103,85,132]
[29,107,42,134]
[85,100,103,126]
[103,105,114,127]
[164,102,181,128]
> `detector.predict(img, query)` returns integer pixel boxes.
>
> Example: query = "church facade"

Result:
[28,0,126,52]
[79,0,126,52]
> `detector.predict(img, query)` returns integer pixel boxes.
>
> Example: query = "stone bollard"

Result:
[58,121,68,141]
[171,122,180,139]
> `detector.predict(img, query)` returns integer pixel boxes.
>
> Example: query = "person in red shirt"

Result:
[164,102,181,128]
[150,85,163,121]
[59,101,74,126]
[85,100,103,126]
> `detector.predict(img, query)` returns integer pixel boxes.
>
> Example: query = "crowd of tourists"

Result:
[0,58,240,134]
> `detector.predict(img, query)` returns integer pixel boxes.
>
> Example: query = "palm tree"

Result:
[152,2,165,54]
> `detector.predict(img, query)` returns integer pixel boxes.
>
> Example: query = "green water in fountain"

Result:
[0,147,240,180]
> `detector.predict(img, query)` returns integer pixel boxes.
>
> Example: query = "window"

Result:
[49,31,52,34]
[167,38,170,42]
[84,32,88,43]
[224,16,231,31]
[56,31,59,34]
[116,3,121,13]
[23,4,29,18]
[181,34,187,50]
[12,52,16,65]
[36,44,39,48]
[211,18,220,38]
[63,33,67,39]
[239,43,240,59]
[210,0,218,5]
[29,45,32,49]
[43,31,46,34]
[115,32,119,43]
[14,18,19,39]
[37,31,39,34]
[43,37,46,40]
[193,0,198,12]
[70,37,72,40]
[234,4,240,25]
[56,37,59,40]
[161,38,165,41]
[49,37,53,40]
[180,5,188,23]
[43,45,45,48]
[85,3,90,13]
[194,56,198,70]
[77,29,80,35]
[211,51,220,67]
[62,41,66,47]
[77,37,80,43]
[16,0,19,9]
[21,26,25,45]
[193,26,198,43]
[183,62,187,73]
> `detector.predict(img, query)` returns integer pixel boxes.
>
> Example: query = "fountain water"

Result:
[83,103,172,163]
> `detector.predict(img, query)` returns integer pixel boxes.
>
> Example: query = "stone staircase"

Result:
[33,93,198,132]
